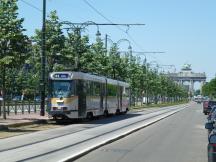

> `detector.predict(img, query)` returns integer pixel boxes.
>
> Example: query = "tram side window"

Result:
[85,81,92,96]
[123,87,130,97]
[85,81,100,96]
[107,84,117,96]
[94,82,100,96]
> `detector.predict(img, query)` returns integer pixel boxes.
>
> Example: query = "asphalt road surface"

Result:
[75,103,208,162]
[0,104,188,162]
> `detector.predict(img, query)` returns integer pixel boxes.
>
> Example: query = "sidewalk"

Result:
[0,113,49,130]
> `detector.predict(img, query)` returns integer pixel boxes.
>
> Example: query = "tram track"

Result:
[0,104,184,153]
[0,104,189,162]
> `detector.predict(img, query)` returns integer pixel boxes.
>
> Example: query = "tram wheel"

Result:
[116,109,120,115]
[86,112,94,120]
[104,110,109,117]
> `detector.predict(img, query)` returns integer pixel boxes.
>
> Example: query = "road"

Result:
[76,103,208,162]
[0,103,201,162]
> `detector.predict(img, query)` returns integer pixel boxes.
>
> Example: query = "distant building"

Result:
[165,64,206,96]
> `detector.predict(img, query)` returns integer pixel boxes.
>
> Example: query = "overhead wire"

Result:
[82,0,141,47]
[82,0,160,61]
[20,0,160,61]
[20,0,42,12]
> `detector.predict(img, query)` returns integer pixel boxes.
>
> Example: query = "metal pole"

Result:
[74,28,81,71]
[40,0,46,116]
[105,34,108,55]
[146,63,149,105]
[2,66,6,119]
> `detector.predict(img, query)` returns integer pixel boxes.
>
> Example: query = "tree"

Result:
[64,28,90,71]
[202,79,216,98]
[32,10,65,72]
[0,0,30,98]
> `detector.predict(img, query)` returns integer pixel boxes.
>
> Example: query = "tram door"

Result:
[77,80,86,117]
[119,86,123,111]
[117,85,120,111]
[100,83,105,113]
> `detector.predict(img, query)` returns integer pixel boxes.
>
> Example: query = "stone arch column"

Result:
[190,80,194,96]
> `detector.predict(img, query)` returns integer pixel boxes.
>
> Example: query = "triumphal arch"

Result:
[166,64,206,95]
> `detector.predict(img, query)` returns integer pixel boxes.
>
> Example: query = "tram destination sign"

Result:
[53,73,69,79]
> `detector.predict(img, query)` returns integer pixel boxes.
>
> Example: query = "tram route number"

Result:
[54,74,69,79]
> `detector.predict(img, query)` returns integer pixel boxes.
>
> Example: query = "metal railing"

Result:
[0,100,48,116]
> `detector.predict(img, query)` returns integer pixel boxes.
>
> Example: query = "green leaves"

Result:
[0,4,187,101]
[0,0,30,98]
[202,79,216,98]
[0,56,14,66]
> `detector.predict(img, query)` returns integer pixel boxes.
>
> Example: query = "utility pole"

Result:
[2,66,6,119]
[74,27,81,71]
[105,34,108,54]
[1,40,10,119]
[40,0,46,116]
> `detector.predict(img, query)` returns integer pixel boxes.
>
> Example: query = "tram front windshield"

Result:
[51,80,74,98]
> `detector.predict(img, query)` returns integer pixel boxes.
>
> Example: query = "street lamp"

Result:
[85,21,101,41]
[116,38,132,55]
[158,64,176,73]
[62,20,102,71]
[40,0,46,116]
[113,38,132,64]
[0,39,11,119]
[104,34,114,55]
[144,61,158,105]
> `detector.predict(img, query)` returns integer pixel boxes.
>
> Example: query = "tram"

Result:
[48,71,130,119]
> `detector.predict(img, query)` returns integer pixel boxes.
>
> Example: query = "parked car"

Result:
[206,121,215,135]
[34,96,48,102]
[203,101,216,115]
[207,129,216,162]
[34,96,41,102]
[12,96,22,101]
[207,106,216,121]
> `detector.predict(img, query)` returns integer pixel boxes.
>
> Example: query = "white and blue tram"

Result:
[48,71,130,119]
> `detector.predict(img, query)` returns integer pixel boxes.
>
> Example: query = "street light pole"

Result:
[1,40,10,119]
[2,65,6,119]
[40,0,46,116]
[74,27,81,71]
[105,34,108,54]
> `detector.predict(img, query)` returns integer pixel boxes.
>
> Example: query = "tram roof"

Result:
[49,71,129,87]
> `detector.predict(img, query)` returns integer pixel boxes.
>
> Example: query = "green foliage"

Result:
[0,0,30,98]
[32,10,65,72]
[202,79,216,98]
[0,7,188,101]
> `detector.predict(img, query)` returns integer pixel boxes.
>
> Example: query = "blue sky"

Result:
[17,0,216,83]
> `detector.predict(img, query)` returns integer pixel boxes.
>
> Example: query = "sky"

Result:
[17,0,216,84]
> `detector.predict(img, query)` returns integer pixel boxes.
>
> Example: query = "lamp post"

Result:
[40,0,46,116]
[145,61,158,105]
[0,39,11,119]
[105,37,132,55]
[114,38,132,78]
[116,38,132,56]
[62,21,102,71]
[157,64,176,73]
[104,34,114,55]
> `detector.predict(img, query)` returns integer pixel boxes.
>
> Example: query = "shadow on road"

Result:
[54,113,142,125]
